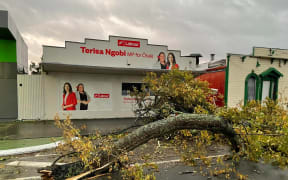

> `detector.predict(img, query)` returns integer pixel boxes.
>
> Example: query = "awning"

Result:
[41,63,170,75]
[41,63,219,76]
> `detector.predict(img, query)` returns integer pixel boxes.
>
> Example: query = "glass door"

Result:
[261,79,277,101]
[261,80,270,100]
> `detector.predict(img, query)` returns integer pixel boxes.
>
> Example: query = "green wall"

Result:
[0,39,16,63]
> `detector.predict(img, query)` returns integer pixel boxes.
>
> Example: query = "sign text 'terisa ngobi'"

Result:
[80,47,154,59]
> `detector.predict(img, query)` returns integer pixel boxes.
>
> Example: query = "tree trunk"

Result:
[98,113,239,165]
[39,113,239,179]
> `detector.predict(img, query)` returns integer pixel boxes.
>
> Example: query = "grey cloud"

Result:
[0,0,288,62]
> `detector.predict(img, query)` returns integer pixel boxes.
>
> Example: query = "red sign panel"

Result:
[94,94,110,98]
[118,40,140,48]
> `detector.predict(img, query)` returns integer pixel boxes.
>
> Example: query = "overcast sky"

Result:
[1,0,288,63]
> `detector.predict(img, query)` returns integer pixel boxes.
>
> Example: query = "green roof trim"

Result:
[256,60,261,67]
[259,67,283,78]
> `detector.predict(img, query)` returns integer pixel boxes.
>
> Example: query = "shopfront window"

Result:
[122,83,145,96]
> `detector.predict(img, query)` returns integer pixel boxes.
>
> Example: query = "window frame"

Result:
[244,72,260,105]
[259,67,283,101]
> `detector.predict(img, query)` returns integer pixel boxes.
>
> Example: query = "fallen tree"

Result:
[39,71,238,179]
[39,71,288,179]
[106,113,239,163]
[39,113,239,179]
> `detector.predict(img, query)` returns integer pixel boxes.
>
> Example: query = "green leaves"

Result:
[133,70,217,123]
[218,99,288,168]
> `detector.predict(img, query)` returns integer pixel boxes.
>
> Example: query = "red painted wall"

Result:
[196,66,226,106]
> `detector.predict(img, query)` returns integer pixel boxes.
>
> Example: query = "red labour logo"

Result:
[94,94,110,98]
[118,40,140,48]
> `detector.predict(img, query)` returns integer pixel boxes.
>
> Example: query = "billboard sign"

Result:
[43,36,194,70]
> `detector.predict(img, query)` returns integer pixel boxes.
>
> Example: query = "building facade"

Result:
[17,35,197,120]
[0,10,28,121]
[225,47,288,107]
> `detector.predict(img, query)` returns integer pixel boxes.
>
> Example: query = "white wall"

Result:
[42,72,145,120]
[227,55,288,107]
[39,36,200,120]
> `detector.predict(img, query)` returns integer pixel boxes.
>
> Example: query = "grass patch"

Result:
[0,137,62,150]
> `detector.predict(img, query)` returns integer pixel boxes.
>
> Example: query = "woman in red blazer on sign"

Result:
[166,52,179,70]
[62,82,77,111]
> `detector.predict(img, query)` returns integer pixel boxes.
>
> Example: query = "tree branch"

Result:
[39,114,239,179]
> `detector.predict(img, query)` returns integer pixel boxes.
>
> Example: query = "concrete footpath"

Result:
[0,118,136,140]
[0,141,62,157]
[0,118,136,156]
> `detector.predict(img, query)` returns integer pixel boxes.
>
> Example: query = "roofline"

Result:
[42,35,197,57]
[168,49,181,53]
[228,47,288,58]
[253,46,288,51]
[42,35,169,49]
[227,53,288,60]
[227,53,252,57]
[109,35,149,41]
